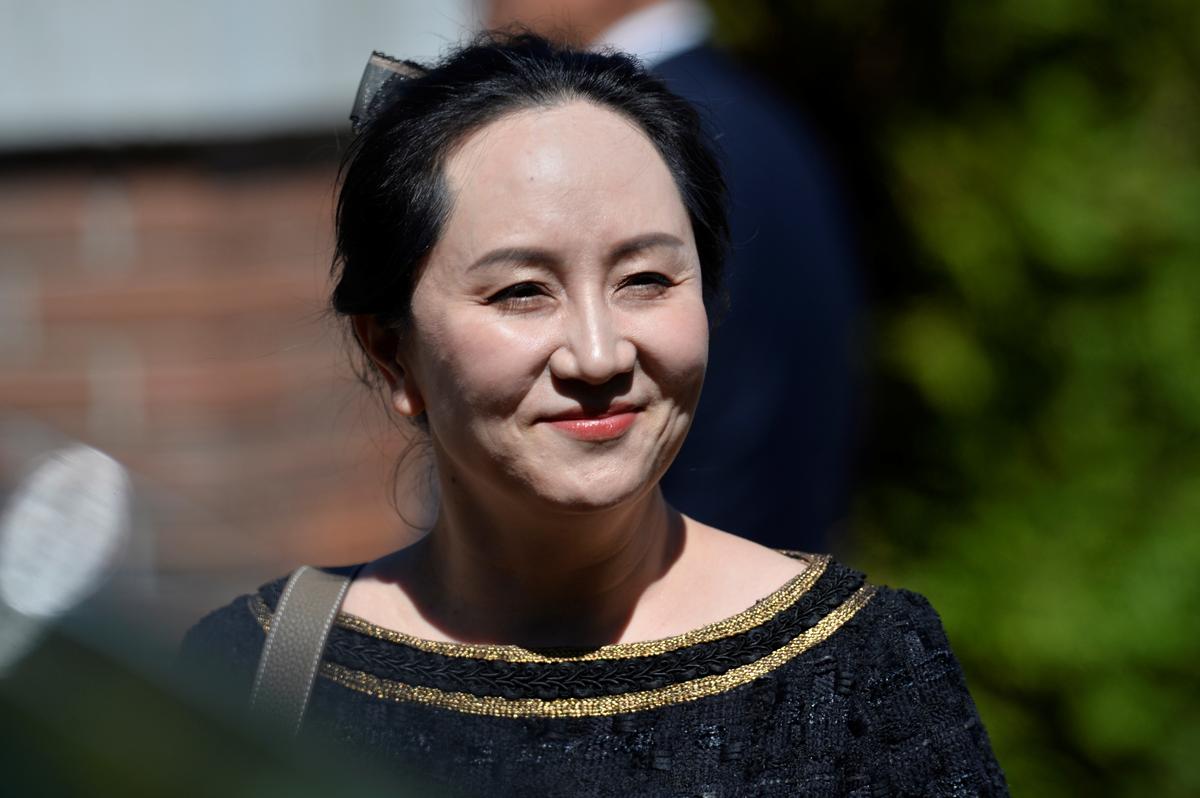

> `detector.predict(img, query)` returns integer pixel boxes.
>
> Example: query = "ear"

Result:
[351,315,426,417]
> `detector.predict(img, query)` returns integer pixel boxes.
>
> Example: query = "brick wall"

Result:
[0,146,425,633]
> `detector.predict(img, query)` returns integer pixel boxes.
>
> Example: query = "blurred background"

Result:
[1,1,1197,795]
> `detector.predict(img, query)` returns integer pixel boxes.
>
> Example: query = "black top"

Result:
[179,554,1008,796]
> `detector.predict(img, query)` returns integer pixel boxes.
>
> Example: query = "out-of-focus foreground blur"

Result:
[0,2,457,791]
[0,0,457,619]
[1,1,1196,796]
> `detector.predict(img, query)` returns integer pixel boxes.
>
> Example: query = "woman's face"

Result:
[396,101,708,512]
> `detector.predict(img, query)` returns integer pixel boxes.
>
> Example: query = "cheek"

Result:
[630,298,709,397]
[417,313,551,419]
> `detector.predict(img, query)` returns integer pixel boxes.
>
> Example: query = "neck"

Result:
[402,481,684,650]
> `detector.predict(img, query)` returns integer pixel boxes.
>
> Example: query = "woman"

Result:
[181,34,1008,796]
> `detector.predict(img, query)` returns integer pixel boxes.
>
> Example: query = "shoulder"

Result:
[835,577,969,684]
[701,523,811,578]
[857,583,957,648]
[839,580,994,699]
[177,563,363,670]
[175,572,291,696]
[829,576,1010,793]
[679,522,812,613]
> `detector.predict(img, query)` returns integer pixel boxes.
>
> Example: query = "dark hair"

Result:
[330,33,729,341]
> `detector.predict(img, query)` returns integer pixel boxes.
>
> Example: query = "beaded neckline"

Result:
[252,551,827,663]
[339,551,826,662]
[248,553,877,717]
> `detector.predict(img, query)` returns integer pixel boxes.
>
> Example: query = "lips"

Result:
[541,405,641,442]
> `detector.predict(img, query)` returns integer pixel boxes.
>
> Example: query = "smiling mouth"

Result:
[541,407,641,442]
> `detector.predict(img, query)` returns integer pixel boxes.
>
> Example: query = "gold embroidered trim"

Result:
[318,584,877,718]
[250,552,829,663]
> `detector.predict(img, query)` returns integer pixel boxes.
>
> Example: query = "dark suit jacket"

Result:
[653,45,859,550]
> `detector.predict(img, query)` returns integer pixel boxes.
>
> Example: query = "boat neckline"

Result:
[295,550,832,663]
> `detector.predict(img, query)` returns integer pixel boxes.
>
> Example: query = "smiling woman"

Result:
[375,101,708,514]
[178,34,1008,796]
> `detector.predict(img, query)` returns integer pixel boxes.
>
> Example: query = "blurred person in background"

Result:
[180,34,1005,796]
[483,0,862,552]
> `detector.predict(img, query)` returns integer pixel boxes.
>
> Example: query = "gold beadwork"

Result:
[249,553,829,663]
[317,584,877,718]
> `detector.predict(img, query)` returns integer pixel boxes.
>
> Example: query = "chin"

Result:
[530,467,656,514]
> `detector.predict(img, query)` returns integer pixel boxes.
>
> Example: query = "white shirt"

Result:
[592,0,713,68]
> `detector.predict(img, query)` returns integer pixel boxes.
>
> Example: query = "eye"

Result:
[485,281,549,308]
[619,272,674,296]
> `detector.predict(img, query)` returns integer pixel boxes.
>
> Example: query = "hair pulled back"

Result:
[331,33,729,342]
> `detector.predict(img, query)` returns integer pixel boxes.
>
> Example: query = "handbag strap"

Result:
[249,564,356,734]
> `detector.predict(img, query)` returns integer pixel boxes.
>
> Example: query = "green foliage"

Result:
[708,1,1200,794]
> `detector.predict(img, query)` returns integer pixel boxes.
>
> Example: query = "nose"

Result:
[548,295,636,384]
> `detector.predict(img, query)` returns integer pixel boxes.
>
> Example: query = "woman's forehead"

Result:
[439,101,690,252]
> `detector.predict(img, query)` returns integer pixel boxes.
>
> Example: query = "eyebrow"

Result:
[609,232,685,263]
[468,232,685,271]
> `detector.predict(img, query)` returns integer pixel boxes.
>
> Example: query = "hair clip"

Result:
[350,51,428,133]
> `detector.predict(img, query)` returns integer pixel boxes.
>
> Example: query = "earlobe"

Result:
[391,386,425,417]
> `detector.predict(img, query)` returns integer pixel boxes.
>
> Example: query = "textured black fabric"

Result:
[180,559,1008,797]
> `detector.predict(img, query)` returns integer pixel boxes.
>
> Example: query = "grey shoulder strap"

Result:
[249,565,354,734]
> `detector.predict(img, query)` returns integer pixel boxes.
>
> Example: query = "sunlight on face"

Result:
[403,101,708,511]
